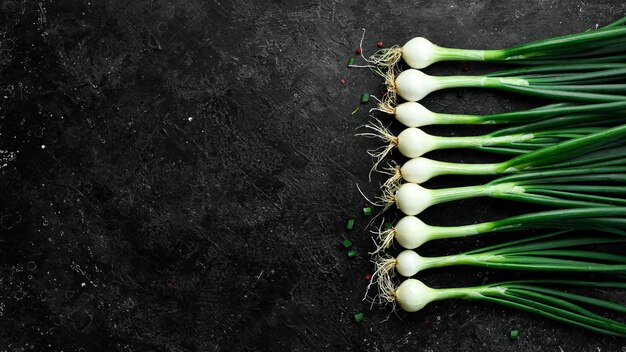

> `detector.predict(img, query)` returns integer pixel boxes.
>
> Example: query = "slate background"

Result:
[2,0,626,351]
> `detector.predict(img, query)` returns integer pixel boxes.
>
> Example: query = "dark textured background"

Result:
[2,0,626,351]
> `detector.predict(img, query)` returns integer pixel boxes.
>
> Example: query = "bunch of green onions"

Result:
[367,208,626,336]
[354,15,626,336]
[372,235,626,336]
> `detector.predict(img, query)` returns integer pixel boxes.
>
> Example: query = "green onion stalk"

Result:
[374,207,626,253]
[358,115,625,172]
[379,99,626,129]
[367,16,626,69]
[371,232,626,295]
[384,167,626,216]
[386,64,626,106]
[379,278,626,336]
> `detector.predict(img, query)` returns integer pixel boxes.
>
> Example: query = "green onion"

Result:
[374,208,626,252]
[384,165,626,216]
[372,232,626,290]
[391,66,626,104]
[358,118,611,161]
[369,17,626,69]
[382,100,626,129]
[383,278,626,336]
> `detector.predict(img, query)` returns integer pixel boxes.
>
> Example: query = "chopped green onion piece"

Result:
[342,239,353,248]
[362,207,372,216]
[508,329,519,340]
[347,57,355,67]
[354,312,364,323]
[360,93,369,104]
[384,222,393,229]
[345,219,355,230]
[348,249,357,258]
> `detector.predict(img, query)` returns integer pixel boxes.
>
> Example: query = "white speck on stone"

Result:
[41,145,45,149]
[81,282,86,287]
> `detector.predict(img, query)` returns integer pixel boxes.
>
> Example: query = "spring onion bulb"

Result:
[369,17,626,69]
[372,233,626,289]
[390,67,626,104]
[381,123,626,185]
[380,100,626,128]
[359,119,608,170]
[382,278,626,336]
[374,207,626,253]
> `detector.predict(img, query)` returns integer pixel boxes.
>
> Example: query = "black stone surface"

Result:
[2,0,626,350]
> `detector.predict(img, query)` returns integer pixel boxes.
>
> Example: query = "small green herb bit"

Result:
[354,312,364,323]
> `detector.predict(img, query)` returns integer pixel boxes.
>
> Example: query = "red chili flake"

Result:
[364,273,373,280]
[356,48,362,55]
[341,78,347,84]
[377,41,383,47]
